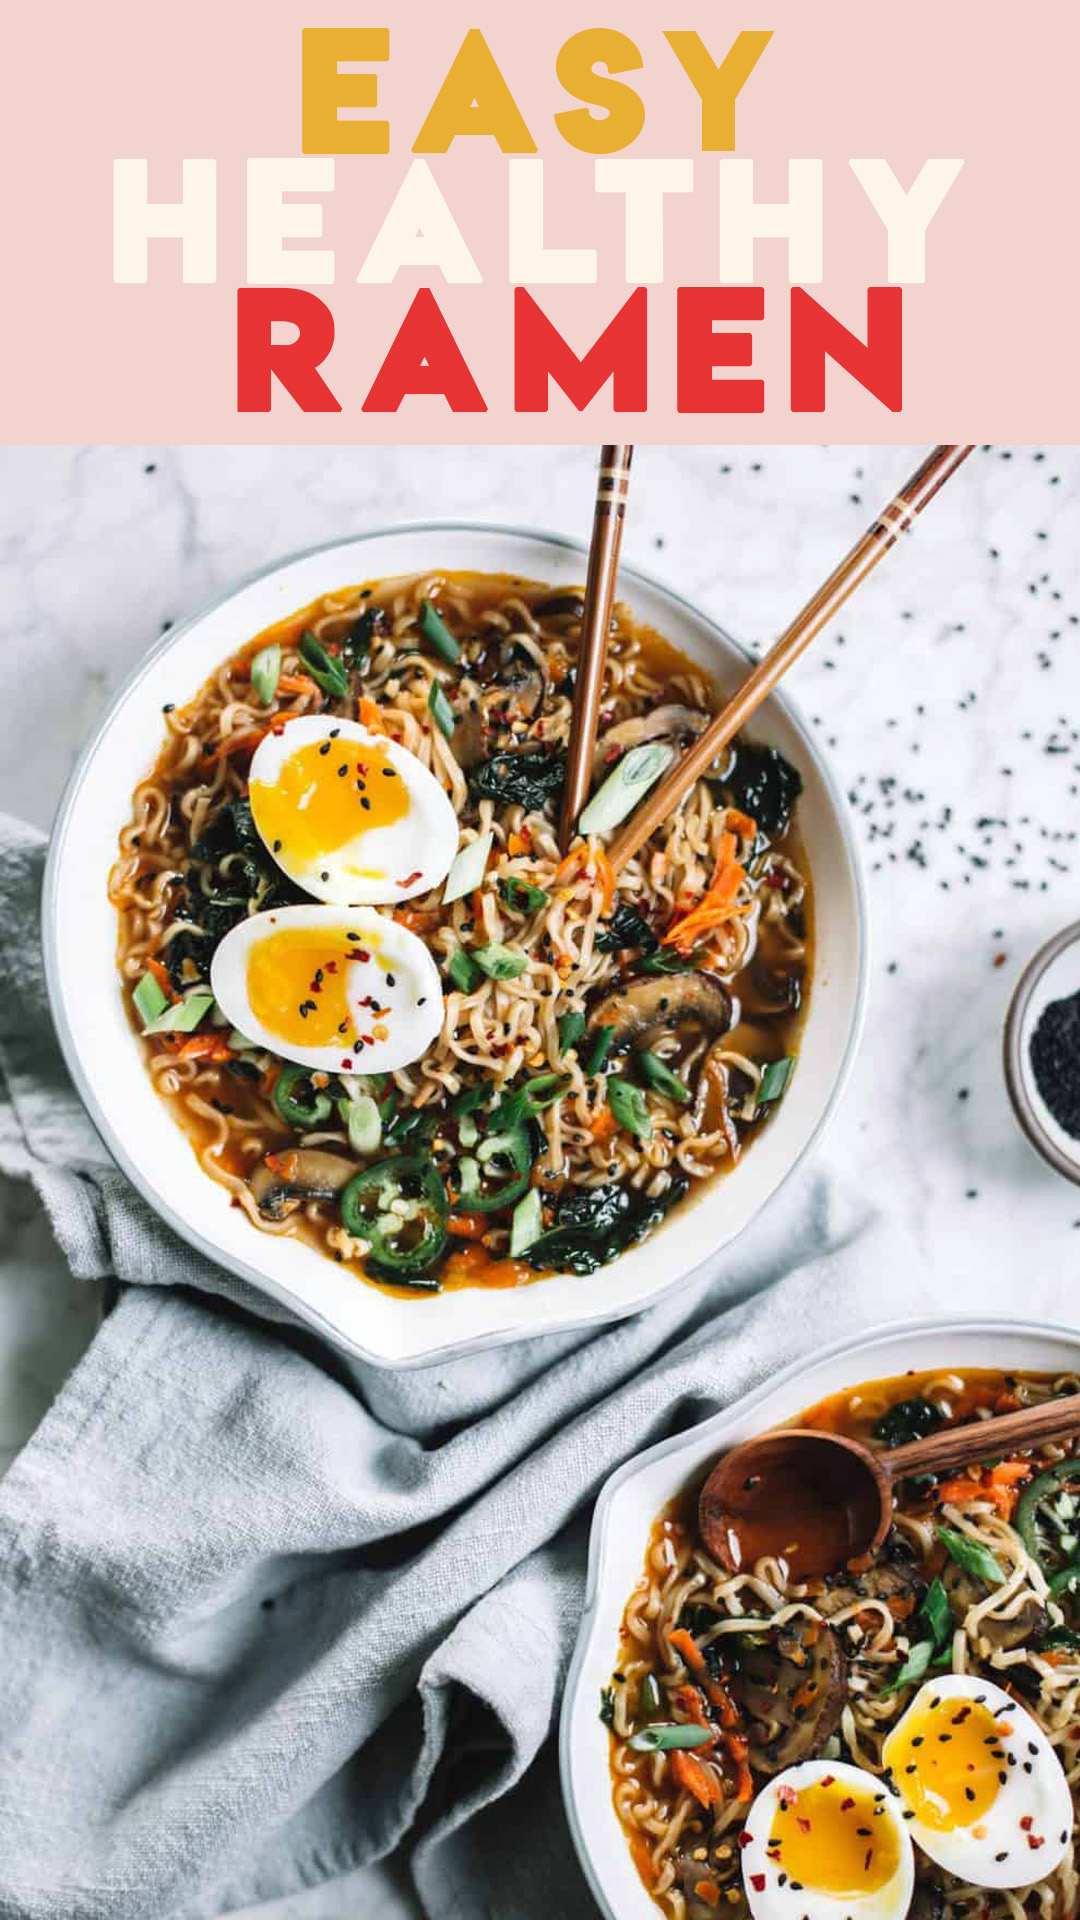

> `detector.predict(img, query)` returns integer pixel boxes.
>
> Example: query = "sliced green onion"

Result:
[451,1086,488,1119]
[757,1056,795,1111]
[638,1051,691,1106]
[298,630,349,700]
[936,1523,1006,1589]
[608,1077,652,1142]
[473,943,527,981]
[133,972,169,1028]
[141,990,215,1037]
[510,1188,543,1257]
[500,875,550,914]
[442,830,492,906]
[917,1576,952,1649]
[628,1723,713,1753]
[579,743,675,838]
[459,1112,480,1149]
[639,1672,662,1714]
[522,1072,568,1112]
[1048,1562,1080,1599]
[428,680,456,739]
[447,948,481,993]
[584,1024,615,1076]
[558,1009,586,1055]
[343,1094,382,1156]
[227,1028,258,1052]
[250,643,281,706]
[883,1637,934,1697]
[418,599,461,665]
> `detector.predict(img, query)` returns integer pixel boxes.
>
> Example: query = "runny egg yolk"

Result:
[767,1780,901,1896]
[883,1696,1007,1833]
[246,926,381,1049]
[250,739,408,872]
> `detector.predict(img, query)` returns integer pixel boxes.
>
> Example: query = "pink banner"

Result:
[5,0,1077,441]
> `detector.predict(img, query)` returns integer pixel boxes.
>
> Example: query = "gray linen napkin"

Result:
[0,812,914,1920]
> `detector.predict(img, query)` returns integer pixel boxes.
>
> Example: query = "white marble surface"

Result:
[2,443,1079,1915]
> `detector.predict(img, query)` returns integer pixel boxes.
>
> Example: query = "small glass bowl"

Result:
[1004,920,1080,1187]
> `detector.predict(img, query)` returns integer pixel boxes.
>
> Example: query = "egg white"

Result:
[248,715,458,907]
[741,1760,914,1920]
[883,1672,1073,1889]
[209,904,444,1074]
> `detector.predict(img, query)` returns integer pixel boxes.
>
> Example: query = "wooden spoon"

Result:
[699,1396,1080,1580]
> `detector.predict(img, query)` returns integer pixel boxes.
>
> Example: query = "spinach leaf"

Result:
[595,905,660,955]
[723,742,803,838]
[469,745,566,813]
[191,797,262,862]
[523,1174,688,1275]
[873,1398,944,1450]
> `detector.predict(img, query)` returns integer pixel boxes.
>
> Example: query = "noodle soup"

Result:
[606,1368,1080,1920]
[109,572,810,1297]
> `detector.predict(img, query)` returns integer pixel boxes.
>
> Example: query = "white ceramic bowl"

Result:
[43,523,867,1369]
[560,1316,1080,1920]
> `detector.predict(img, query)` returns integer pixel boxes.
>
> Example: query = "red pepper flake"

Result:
[840,1797,855,1811]
[271,722,285,736]
[737,1832,753,1851]
[397,870,423,888]
[796,1817,811,1834]
[819,1775,835,1788]
[340,1058,353,1070]
[750,1875,766,1893]
[1020,1818,1033,1831]
[777,1785,797,1808]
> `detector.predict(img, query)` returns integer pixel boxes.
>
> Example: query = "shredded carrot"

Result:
[726,1731,754,1803]
[146,957,175,1001]
[594,847,616,914]
[694,1882,721,1910]
[555,840,615,913]
[359,697,387,734]
[393,907,437,932]
[507,830,531,856]
[671,1749,723,1810]
[990,1460,1031,1486]
[204,729,268,766]
[726,809,757,842]
[590,1108,618,1143]
[886,1594,916,1621]
[662,832,747,950]
[447,1213,488,1240]
[672,1686,717,1740]
[260,1061,282,1097]
[277,672,319,697]
[174,1033,234,1063]
[668,1629,706,1676]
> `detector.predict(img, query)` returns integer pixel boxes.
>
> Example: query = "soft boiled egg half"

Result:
[741,1760,914,1920]
[210,904,443,1074]
[248,715,458,907]
[882,1672,1073,1888]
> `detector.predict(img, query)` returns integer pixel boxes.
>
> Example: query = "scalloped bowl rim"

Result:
[559,1315,1080,1920]
[43,521,867,1369]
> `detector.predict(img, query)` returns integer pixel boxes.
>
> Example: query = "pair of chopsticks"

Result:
[558,444,975,866]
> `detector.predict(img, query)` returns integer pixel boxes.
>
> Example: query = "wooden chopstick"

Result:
[606,444,974,877]
[558,445,634,852]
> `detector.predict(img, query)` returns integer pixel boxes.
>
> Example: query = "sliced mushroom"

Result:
[449,685,490,771]
[587,970,732,1056]
[531,591,585,621]
[942,1556,1048,1650]
[592,704,709,779]
[250,1150,356,1221]
[675,1848,749,1920]
[470,638,547,725]
[817,1531,928,1620]
[732,1616,847,1773]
